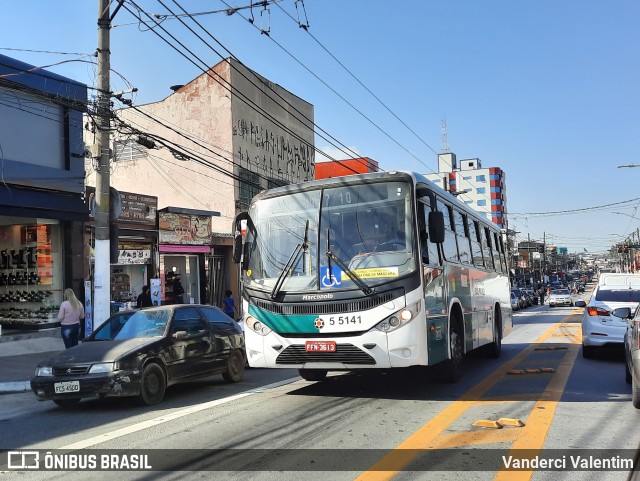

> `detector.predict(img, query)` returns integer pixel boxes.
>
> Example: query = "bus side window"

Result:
[453,209,472,265]
[436,199,459,263]
[469,220,485,267]
[418,200,440,266]
[493,232,504,273]
[484,227,495,270]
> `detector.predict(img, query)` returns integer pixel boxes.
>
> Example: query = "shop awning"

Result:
[159,245,211,253]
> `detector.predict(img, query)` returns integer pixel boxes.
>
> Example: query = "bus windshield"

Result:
[243,180,417,293]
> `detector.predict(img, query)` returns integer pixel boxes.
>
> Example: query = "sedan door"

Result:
[199,306,237,371]
[167,307,215,381]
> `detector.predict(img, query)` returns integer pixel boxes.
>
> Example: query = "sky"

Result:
[2,0,639,255]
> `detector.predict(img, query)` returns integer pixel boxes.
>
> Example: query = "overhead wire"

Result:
[159,0,380,175]
[124,0,369,178]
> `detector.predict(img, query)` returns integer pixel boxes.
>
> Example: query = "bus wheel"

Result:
[299,369,328,382]
[439,321,464,383]
[485,308,502,359]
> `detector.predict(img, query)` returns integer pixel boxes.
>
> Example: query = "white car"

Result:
[575,285,640,358]
[548,289,572,307]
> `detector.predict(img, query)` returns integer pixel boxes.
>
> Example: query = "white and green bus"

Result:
[232,171,512,382]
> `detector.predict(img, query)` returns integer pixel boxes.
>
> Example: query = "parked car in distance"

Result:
[31,304,246,408]
[548,289,573,307]
[575,283,640,358]
[524,289,539,305]
[511,288,527,309]
[611,305,640,407]
[510,291,520,310]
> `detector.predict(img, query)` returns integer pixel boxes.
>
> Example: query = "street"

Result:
[1,301,638,481]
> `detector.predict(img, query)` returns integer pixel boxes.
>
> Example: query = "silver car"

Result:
[548,288,572,307]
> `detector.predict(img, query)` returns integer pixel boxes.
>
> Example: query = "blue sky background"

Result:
[2,0,639,255]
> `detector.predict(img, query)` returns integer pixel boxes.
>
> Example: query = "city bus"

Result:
[232,171,512,382]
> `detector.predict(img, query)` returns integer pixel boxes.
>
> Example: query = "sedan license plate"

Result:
[305,341,336,353]
[54,381,80,394]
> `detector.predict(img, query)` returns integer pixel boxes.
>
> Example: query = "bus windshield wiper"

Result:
[326,250,373,296]
[271,220,309,299]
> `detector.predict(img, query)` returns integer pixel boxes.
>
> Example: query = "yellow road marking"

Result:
[432,428,520,448]
[493,343,580,481]
[355,315,580,481]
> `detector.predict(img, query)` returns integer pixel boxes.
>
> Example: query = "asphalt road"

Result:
[1,300,638,481]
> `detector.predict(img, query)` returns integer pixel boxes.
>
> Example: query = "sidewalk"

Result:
[0,328,65,394]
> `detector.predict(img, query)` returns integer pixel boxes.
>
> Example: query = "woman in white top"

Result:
[58,288,85,349]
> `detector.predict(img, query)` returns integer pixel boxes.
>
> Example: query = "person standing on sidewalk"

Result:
[223,289,237,319]
[58,288,84,349]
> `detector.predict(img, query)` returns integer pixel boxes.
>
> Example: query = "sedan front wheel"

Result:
[138,363,166,406]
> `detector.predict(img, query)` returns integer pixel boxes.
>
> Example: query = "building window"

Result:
[114,139,148,162]
[476,175,486,182]
[477,187,486,194]
[491,199,502,205]
[239,168,261,208]
[463,176,472,180]
[490,173,501,181]
[490,186,501,193]
[477,199,487,207]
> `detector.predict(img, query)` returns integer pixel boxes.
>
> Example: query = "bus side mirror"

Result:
[428,211,445,244]
[232,234,243,264]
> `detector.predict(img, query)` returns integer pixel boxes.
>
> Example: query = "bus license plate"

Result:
[54,381,80,394]
[305,341,336,352]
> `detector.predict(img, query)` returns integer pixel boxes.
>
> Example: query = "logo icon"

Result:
[314,318,324,329]
[7,451,39,469]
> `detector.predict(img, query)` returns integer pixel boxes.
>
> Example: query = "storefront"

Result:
[85,188,158,312]
[0,54,88,331]
[158,207,219,305]
[0,219,75,330]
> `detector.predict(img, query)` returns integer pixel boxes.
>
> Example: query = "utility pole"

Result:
[93,0,112,329]
[543,232,546,284]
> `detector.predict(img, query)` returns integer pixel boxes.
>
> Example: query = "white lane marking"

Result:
[60,377,301,450]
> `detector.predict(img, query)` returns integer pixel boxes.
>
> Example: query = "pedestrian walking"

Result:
[223,289,237,319]
[173,274,185,304]
[58,288,84,349]
[136,285,152,308]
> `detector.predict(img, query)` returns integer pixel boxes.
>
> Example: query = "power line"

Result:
[123,0,369,178]
[151,0,380,175]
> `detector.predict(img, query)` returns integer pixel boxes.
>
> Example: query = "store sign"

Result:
[117,192,157,226]
[159,213,211,245]
[117,249,151,265]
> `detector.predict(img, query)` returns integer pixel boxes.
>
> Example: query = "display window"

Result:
[0,220,62,329]
[160,254,200,305]
[110,241,152,306]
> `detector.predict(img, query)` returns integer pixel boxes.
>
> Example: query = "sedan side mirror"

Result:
[612,307,633,319]
[574,300,586,308]
[172,330,188,340]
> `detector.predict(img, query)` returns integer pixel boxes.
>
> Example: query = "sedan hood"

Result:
[40,338,159,366]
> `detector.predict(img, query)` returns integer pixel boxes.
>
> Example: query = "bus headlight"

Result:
[245,315,272,336]
[374,300,421,333]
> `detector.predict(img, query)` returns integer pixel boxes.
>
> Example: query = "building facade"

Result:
[425,153,508,230]
[0,54,88,330]
[85,58,315,309]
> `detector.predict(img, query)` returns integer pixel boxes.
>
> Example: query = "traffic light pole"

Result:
[93,0,112,329]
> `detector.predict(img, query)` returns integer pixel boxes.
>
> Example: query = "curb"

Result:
[0,381,30,394]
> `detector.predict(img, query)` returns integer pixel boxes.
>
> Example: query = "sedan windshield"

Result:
[553,289,570,296]
[93,310,171,340]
